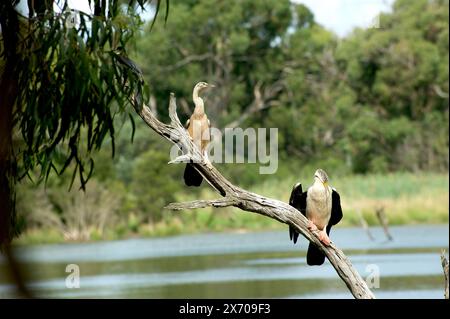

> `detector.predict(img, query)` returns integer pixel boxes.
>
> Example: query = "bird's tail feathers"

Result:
[306,242,326,266]
[289,225,299,244]
[184,163,203,187]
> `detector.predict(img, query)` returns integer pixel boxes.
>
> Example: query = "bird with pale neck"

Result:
[288,169,343,265]
[183,81,215,187]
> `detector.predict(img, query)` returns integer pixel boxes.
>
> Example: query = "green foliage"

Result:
[17,9,101,184]
[1,0,169,243]
[134,0,294,125]
[335,0,448,172]
[15,171,449,244]
[1,1,168,191]
[4,0,449,244]
[133,0,448,175]
[130,147,182,221]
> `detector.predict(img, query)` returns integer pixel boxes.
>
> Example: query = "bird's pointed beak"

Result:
[209,84,216,88]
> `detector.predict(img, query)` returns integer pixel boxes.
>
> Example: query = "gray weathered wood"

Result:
[132,94,375,299]
[441,250,449,299]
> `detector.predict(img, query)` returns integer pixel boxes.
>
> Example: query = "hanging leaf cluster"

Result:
[5,0,168,189]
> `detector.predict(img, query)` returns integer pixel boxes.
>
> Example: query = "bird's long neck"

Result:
[308,180,331,210]
[193,89,205,115]
[313,179,323,188]
[311,179,329,193]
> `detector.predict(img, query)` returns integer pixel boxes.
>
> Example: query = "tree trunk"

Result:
[0,3,31,297]
[0,0,19,247]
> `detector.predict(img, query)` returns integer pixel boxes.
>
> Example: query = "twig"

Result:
[131,93,376,299]
[357,210,374,241]
[161,53,212,72]
[225,80,284,129]
[375,206,393,241]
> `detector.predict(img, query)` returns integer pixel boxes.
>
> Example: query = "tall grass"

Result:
[173,172,449,232]
[15,172,449,245]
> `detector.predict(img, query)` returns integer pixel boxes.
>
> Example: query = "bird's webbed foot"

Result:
[307,220,318,231]
[318,230,331,246]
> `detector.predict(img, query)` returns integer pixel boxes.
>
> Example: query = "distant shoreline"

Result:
[13,221,449,246]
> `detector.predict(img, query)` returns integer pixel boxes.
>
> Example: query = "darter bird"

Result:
[288,169,343,265]
[183,82,215,187]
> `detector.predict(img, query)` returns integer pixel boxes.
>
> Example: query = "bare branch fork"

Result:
[132,94,375,299]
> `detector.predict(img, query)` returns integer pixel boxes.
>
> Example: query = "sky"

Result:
[15,0,395,38]
[294,0,395,37]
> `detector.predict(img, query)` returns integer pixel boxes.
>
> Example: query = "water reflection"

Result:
[0,225,448,298]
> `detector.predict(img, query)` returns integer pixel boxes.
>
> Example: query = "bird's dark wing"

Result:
[289,183,307,215]
[288,183,307,244]
[329,189,343,226]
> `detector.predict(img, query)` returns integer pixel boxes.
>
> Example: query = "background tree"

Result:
[135,0,448,176]
[335,0,449,172]
[0,0,169,244]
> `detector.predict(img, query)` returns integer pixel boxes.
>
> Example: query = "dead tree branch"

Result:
[441,250,449,299]
[376,207,393,241]
[161,53,213,72]
[131,93,375,299]
[225,81,284,129]
[166,198,238,210]
[357,210,374,241]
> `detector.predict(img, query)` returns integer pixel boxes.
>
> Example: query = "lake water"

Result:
[0,225,448,299]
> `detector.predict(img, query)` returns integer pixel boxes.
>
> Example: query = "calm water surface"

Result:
[0,225,448,298]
